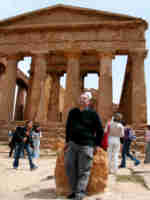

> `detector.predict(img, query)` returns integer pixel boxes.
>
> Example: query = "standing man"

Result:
[64,92,104,200]
[13,120,38,171]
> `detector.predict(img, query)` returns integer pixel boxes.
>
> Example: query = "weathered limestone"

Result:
[80,72,87,91]
[0,56,18,120]
[119,51,147,125]
[24,53,47,121]
[98,52,113,125]
[55,148,108,196]
[63,52,81,120]
[47,72,61,121]
[130,51,147,125]
[15,86,26,121]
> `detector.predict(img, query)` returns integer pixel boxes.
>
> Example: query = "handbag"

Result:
[101,122,110,151]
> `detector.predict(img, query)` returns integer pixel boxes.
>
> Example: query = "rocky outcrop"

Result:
[55,148,108,196]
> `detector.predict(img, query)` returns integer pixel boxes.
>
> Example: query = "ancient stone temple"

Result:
[0,4,148,130]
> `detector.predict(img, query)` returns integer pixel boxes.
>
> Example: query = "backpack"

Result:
[128,129,136,141]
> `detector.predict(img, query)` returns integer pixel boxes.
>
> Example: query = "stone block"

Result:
[55,148,108,196]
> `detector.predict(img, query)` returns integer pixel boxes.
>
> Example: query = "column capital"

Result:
[48,71,64,77]
[64,51,81,59]
[129,49,148,58]
[80,71,88,78]
[6,54,22,61]
[96,50,115,59]
[31,52,49,59]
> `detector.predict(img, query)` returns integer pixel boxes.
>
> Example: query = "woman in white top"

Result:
[107,113,124,174]
[32,125,42,159]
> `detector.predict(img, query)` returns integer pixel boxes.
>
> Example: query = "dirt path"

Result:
[0,144,150,200]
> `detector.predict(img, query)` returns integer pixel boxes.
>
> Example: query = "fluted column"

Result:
[130,50,147,125]
[0,55,19,120]
[14,86,26,121]
[97,52,114,125]
[24,53,47,121]
[80,72,87,92]
[47,72,61,121]
[118,55,132,123]
[63,52,81,120]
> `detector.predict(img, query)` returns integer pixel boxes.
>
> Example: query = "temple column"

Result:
[47,72,61,121]
[14,86,26,121]
[118,55,132,123]
[80,72,87,92]
[24,53,47,121]
[63,52,81,120]
[97,52,114,125]
[129,50,147,125]
[0,55,19,120]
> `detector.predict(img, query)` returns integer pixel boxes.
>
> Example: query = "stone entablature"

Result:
[0,27,146,56]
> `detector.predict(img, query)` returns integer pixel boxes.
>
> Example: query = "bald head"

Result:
[79,92,91,107]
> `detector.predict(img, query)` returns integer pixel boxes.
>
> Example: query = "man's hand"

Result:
[64,143,69,152]
[26,131,30,136]
[23,137,27,142]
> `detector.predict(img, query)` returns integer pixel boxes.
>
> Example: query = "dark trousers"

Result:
[13,143,35,169]
[9,145,15,157]
[64,141,94,199]
[120,140,139,167]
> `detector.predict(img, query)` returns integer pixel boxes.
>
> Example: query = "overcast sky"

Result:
[0,0,150,122]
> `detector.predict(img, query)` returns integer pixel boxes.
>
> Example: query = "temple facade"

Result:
[0,4,148,126]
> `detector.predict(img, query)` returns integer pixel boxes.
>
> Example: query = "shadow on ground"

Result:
[25,188,57,199]
[40,175,54,182]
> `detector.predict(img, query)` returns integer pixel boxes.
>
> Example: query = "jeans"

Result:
[108,136,120,173]
[32,139,40,159]
[120,140,139,167]
[13,143,36,169]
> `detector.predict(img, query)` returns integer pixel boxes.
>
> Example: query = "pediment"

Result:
[0,4,145,28]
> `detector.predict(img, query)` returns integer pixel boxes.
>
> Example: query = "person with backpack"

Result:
[13,120,38,171]
[119,124,140,168]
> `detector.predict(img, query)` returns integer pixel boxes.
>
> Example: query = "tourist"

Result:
[9,127,25,158]
[13,120,38,171]
[32,124,42,159]
[119,124,140,168]
[107,113,124,174]
[144,125,150,164]
[64,92,104,200]
[8,128,16,157]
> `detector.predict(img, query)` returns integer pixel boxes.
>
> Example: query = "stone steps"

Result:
[0,120,147,151]
[0,120,65,149]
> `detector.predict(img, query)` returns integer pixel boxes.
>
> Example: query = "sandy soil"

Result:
[0,144,150,200]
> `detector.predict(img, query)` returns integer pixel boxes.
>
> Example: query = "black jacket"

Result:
[66,107,104,147]
[13,126,34,148]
